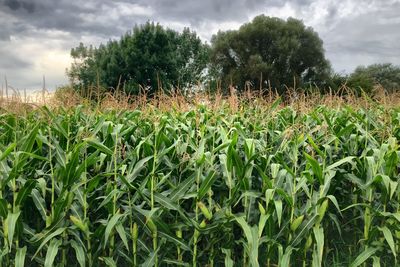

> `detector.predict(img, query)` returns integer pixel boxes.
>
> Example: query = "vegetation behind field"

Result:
[66,15,400,97]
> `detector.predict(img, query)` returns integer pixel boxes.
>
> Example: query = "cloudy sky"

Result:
[0,0,399,90]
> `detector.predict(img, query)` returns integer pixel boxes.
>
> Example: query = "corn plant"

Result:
[0,101,399,266]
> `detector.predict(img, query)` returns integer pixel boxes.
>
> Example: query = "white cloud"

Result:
[196,20,244,41]
[253,2,297,20]
[0,32,72,90]
[113,2,154,17]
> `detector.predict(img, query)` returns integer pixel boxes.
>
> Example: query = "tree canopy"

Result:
[210,15,332,93]
[68,16,399,96]
[68,22,210,95]
[348,63,400,93]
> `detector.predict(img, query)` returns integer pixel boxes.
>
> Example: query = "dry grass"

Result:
[1,84,399,115]
[0,87,55,114]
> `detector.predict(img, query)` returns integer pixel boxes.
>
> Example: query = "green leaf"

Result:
[18,152,48,161]
[126,156,153,182]
[326,156,355,171]
[291,214,318,246]
[372,256,381,267]
[274,199,283,228]
[270,97,282,111]
[71,240,86,267]
[266,190,276,208]
[304,152,323,183]
[0,198,8,218]
[313,226,324,266]
[154,192,179,210]
[235,217,253,247]
[258,214,270,238]
[20,124,39,153]
[162,259,190,266]
[222,248,234,267]
[280,246,293,267]
[15,180,37,207]
[15,246,27,267]
[104,212,124,249]
[41,106,69,138]
[350,247,379,267]
[100,257,117,267]
[141,249,159,267]
[249,226,260,267]
[235,216,259,267]
[159,231,191,251]
[379,226,396,259]
[336,123,355,139]
[170,175,195,202]
[31,189,46,222]
[85,138,113,155]
[0,142,16,161]
[326,195,342,216]
[6,211,21,250]
[116,223,129,252]
[307,136,323,157]
[44,238,62,267]
[197,171,216,200]
[380,212,400,223]
[33,227,66,258]
[96,188,119,212]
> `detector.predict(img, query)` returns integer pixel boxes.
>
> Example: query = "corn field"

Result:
[0,101,399,266]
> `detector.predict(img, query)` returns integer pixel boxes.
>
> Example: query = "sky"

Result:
[0,0,399,90]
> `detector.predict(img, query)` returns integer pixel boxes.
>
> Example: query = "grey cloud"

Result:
[135,0,284,26]
[0,0,303,40]
[0,0,130,38]
[0,0,265,40]
[322,1,400,71]
[4,0,35,13]
[0,49,32,69]
[0,0,400,89]
[0,30,10,41]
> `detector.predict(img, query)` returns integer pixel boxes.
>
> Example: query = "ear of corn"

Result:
[0,103,398,266]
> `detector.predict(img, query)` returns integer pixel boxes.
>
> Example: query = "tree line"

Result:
[67,15,400,95]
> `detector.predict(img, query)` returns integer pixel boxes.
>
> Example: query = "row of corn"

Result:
[0,102,399,266]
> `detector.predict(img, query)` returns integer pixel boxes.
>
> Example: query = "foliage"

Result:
[330,64,400,95]
[67,22,210,95]
[347,71,375,95]
[0,101,399,266]
[210,15,332,93]
[350,63,400,93]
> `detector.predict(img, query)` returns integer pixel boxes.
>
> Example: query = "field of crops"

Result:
[0,100,399,266]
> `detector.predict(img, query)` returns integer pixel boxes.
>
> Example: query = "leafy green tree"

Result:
[349,63,400,93]
[68,22,210,95]
[210,15,331,93]
[346,71,375,95]
[68,43,96,88]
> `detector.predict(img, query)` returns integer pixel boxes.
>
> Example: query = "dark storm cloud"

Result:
[0,0,399,89]
[4,0,35,13]
[0,0,148,39]
[0,0,291,38]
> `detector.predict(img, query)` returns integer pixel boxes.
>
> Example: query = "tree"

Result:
[67,22,210,95]
[68,42,96,87]
[349,63,400,93]
[210,15,331,93]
